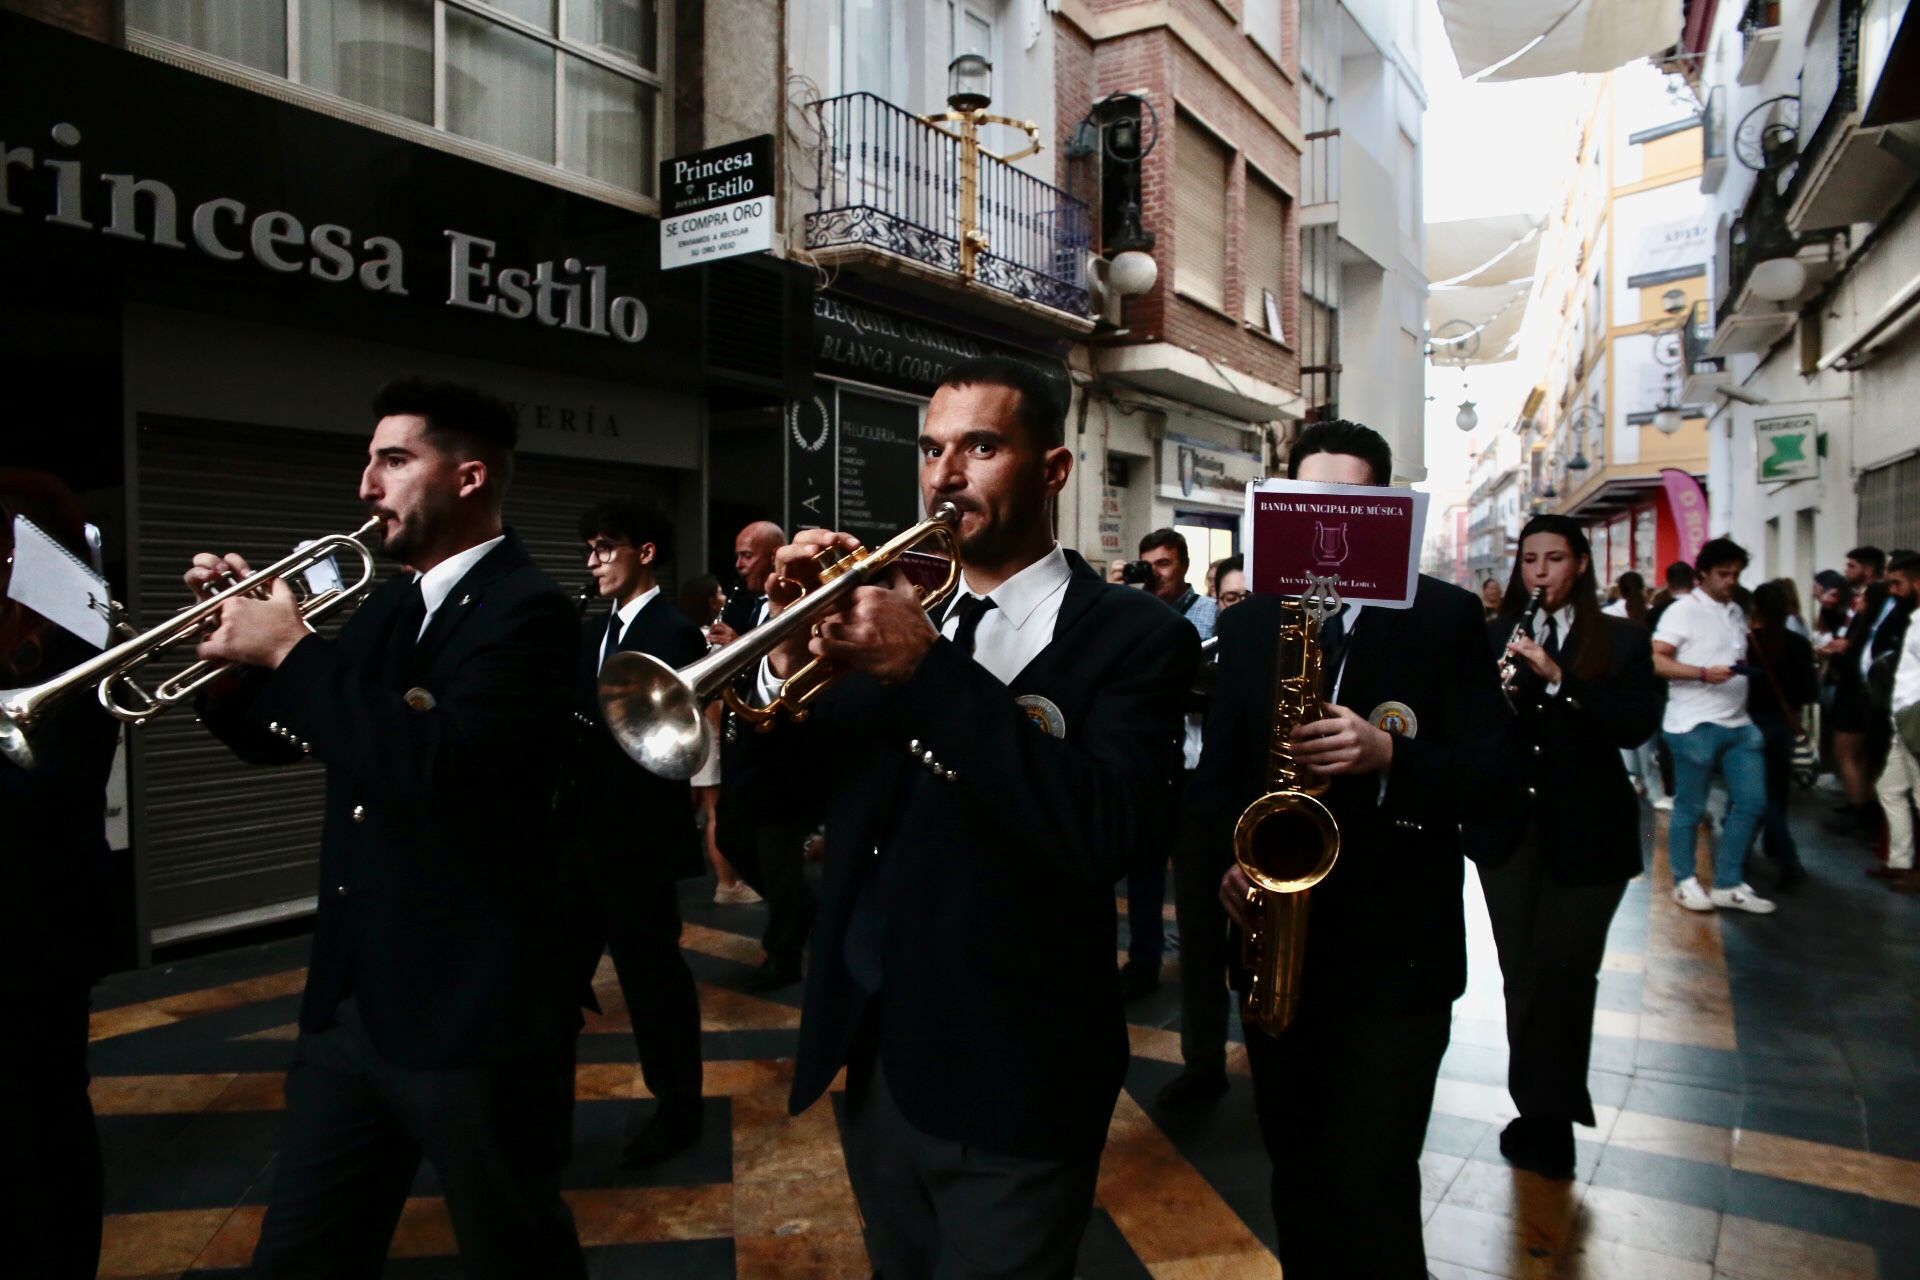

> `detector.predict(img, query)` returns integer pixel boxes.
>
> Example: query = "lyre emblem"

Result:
[1311,521,1350,566]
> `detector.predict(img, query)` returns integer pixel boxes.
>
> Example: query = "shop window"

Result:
[126,0,666,199]
[1174,512,1238,593]
[1175,114,1230,311]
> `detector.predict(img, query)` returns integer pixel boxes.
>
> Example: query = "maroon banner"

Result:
[1244,480,1429,608]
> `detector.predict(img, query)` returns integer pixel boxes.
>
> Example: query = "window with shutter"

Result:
[1175,115,1229,311]
[1243,173,1289,339]
[1244,0,1280,61]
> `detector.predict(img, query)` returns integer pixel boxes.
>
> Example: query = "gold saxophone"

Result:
[1233,579,1343,1036]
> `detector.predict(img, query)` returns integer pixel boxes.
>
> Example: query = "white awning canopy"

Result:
[1430,280,1532,365]
[1427,213,1544,288]
[1437,0,1683,82]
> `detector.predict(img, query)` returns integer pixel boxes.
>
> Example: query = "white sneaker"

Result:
[1672,877,1714,912]
[1652,796,1675,812]
[1710,883,1776,914]
[714,881,763,906]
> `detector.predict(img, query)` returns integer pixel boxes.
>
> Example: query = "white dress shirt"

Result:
[601,584,660,671]
[1893,620,1920,715]
[753,544,1073,700]
[414,534,506,638]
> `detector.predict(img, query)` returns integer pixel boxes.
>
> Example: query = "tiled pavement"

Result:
[86,793,1920,1278]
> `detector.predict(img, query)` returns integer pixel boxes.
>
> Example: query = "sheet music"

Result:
[5,515,111,648]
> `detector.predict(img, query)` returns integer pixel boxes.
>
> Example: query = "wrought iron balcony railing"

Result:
[1681,300,1722,377]
[807,92,1092,316]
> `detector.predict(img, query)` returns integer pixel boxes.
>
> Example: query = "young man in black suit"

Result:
[1196,420,1517,1279]
[561,497,709,1166]
[731,355,1197,1277]
[188,379,586,1279]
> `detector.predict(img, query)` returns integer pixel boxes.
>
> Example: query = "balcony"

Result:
[1701,84,1729,194]
[1737,0,1783,86]
[806,93,1092,328]
[1785,0,1920,234]
[1711,161,1847,357]
[1679,300,1731,401]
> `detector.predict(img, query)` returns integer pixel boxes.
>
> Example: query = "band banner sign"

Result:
[1245,480,1428,608]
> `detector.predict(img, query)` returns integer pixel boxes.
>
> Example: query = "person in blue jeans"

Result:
[1652,538,1777,914]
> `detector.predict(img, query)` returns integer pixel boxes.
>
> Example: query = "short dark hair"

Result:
[1847,545,1886,575]
[936,355,1067,450]
[371,377,518,493]
[577,497,675,561]
[1217,553,1244,577]
[1696,537,1750,575]
[1888,549,1920,577]
[1140,527,1189,563]
[1286,419,1392,486]
[1753,580,1792,629]
[1664,561,1696,590]
[1481,576,1502,589]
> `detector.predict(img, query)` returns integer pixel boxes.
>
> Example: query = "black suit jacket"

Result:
[202,532,581,1069]
[558,593,707,882]
[1466,613,1663,884]
[1187,576,1517,1015]
[730,552,1198,1159]
[1837,584,1911,697]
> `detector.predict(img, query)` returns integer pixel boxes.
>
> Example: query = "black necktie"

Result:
[948,594,997,657]
[1316,604,1349,700]
[1542,614,1562,662]
[601,608,623,672]
[384,578,427,688]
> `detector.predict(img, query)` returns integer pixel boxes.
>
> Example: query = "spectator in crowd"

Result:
[675,574,758,905]
[1828,545,1906,838]
[1653,538,1776,915]
[1812,569,1850,650]
[1605,572,1664,806]
[1111,529,1216,998]
[1605,571,1647,622]
[1481,576,1505,621]
[1748,582,1818,890]
[1771,578,1812,641]
[1648,562,1695,631]
[1875,550,1920,894]
[1214,555,1247,609]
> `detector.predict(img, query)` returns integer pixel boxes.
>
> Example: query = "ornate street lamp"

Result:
[924,56,1041,284]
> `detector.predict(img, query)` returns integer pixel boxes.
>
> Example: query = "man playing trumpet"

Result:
[729,355,1197,1277]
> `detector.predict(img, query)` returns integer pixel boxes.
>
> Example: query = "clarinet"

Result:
[1499,588,1548,703]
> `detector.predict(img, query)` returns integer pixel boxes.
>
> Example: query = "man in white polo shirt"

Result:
[1652,538,1776,915]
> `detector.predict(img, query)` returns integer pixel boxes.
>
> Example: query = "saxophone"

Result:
[1233,577,1343,1036]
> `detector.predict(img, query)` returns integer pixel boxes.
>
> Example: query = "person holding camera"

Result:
[1108,530,1216,998]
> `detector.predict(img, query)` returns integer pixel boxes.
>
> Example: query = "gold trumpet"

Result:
[598,504,962,781]
[1233,576,1343,1036]
[0,519,380,770]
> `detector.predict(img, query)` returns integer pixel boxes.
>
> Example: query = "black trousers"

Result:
[0,987,101,1280]
[1753,714,1805,874]
[1476,838,1627,1126]
[1124,857,1167,969]
[251,999,586,1280]
[572,876,703,1118]
[1171,810,1233,1077]
[727,814,816,967]
[1245,1001,1452,1280]
[842,1031,1101,1279]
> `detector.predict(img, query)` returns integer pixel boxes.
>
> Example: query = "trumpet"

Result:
[1499,587,1548,702]
[0,518,380,770]
[598,504,962,781]
[1233,576,1342,1037]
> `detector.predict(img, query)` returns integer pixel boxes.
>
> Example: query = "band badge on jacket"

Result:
[403,687,437,712]
[1369,700,1416,738]
[1015,694,1066,738]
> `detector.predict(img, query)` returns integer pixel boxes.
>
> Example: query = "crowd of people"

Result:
[7,352,1919,1277]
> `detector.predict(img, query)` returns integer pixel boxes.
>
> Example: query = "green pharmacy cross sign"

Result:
[1756,415,1820,483]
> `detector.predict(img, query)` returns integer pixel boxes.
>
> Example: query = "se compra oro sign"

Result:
[659,134,774,271]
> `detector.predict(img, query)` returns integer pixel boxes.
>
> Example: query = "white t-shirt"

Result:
[1603,599,1628,618]
[1653,591,1753,734]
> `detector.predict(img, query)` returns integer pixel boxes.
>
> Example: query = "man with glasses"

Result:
[559,498,710,1166]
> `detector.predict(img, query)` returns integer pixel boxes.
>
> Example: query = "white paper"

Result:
[6,515,111,648]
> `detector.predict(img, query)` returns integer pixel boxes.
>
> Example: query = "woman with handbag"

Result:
[1474,516,1665,1179]
[1748,582,1819,890]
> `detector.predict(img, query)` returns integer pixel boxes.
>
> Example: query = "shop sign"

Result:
[660,135,774,271]
[0,13,704,377]
[813,292,1070,402]
[1755,414,1819,483]
[1160,435,1262,505]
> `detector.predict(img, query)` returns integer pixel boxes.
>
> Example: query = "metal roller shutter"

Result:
[133,414,680,943]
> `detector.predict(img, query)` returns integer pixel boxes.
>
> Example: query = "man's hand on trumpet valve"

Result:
[764,529,938,685]
[183,552,311,670]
